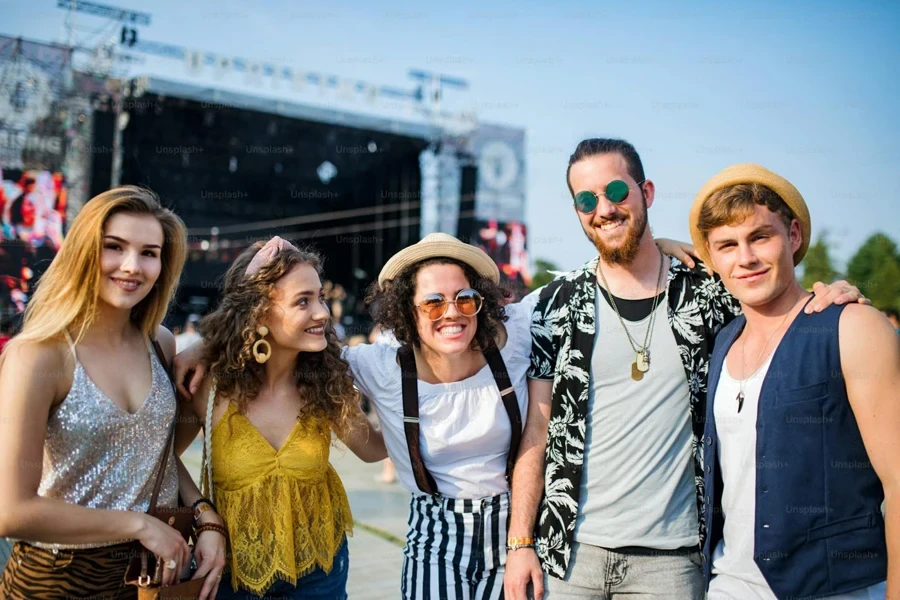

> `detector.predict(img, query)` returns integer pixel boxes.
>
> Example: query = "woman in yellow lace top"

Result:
[174,237,387,599]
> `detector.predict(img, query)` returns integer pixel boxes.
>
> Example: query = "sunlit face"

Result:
[706,204,802,308]
[413,264,478,356]
[568,153,653,265]
[98,213,164,311]
[263,263,330,354]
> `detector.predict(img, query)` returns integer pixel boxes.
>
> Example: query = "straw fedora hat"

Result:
[689,163,811,268]
[378,233,500,286]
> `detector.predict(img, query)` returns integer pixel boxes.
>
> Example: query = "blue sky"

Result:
[4,0,899,272]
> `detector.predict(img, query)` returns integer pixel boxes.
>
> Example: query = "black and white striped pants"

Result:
[401,491,509,600]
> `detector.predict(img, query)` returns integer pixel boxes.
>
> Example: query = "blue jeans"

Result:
[217,539,349,600]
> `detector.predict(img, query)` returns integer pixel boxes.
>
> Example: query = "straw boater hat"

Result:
[378,233,500,286]
[689,163,811,268]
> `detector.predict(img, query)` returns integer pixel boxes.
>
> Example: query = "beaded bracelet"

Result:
[194,523,229,540]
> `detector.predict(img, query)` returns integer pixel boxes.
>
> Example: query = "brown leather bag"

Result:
[123,340,204,599]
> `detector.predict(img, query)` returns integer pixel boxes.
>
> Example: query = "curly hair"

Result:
[367,257,510,351]
[199,242,357,435]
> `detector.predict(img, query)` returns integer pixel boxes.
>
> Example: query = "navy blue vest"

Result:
[702,303,886,599]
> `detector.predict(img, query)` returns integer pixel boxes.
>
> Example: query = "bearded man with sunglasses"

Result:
[504,138,866,600]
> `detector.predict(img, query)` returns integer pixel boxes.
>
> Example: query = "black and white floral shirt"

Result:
[528,255,742,578]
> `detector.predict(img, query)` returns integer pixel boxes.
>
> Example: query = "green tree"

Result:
[846,232,900,310]
[530,258,561,291]
[800,232,841,290]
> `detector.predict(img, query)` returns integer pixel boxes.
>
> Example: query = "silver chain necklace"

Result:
[597,249,666,382]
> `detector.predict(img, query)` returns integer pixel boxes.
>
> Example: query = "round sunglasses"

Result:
[574,179,645,213]
[414,288,484,321]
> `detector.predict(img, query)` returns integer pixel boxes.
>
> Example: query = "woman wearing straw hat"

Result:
[175,232,699,599]
[347,232,533,600]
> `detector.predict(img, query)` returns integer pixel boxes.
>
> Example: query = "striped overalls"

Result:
[397,344,521,600]
[402,492,509,600]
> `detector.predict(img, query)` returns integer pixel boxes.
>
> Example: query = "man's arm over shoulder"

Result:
[840,304,900,598]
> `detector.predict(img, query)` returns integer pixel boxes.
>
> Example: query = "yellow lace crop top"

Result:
[207,402,352,595]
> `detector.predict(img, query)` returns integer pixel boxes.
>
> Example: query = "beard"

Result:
[582,197,648,265]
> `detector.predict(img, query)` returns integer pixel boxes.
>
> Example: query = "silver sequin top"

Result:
[30,335,179,549]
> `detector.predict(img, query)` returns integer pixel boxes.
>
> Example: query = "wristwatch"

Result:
[193,501,214,521]
[506,536,535,551]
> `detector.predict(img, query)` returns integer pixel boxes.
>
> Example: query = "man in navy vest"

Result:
[690,164,899,599]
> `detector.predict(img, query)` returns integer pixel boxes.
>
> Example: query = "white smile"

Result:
[598,218,626,231]
[438,325,464,336]
[111,277,141,292]
[305,326,325,334]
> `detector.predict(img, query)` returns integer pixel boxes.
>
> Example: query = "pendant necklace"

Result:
[735,294,806,412]
[597,249,665,382]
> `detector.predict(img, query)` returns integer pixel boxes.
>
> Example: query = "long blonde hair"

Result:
[2,186,187,358]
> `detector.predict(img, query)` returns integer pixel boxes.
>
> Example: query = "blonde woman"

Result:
[0,187,226,599]
[174,237,386,599]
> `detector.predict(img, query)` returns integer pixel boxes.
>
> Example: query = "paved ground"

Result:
[0,437,410,599]
[332,446,410,599]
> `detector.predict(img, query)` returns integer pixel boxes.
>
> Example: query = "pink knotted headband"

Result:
[245,236,298,276]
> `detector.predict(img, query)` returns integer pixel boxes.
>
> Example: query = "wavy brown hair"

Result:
[696,183,796,244]
[367,257,510,350]
[199,242,357,435]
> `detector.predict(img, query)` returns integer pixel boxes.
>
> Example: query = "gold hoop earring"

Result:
[252,325,272,364]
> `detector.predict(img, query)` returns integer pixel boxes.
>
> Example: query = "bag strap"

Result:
[148,339,177,514]
[125,339,179,589]
[398,344,523,496]
[202,384,216,504]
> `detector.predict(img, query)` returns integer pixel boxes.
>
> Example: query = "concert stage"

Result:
[90,76,528,321]
[99,77,438,319]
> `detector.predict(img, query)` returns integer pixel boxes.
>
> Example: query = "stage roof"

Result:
[131,76,445,141]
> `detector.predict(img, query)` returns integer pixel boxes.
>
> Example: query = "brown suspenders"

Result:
[397,344,523,496]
